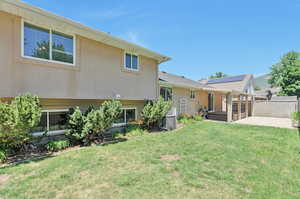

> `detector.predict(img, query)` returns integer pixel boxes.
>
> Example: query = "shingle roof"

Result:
[159,72,210,89]
[205,74,253,93]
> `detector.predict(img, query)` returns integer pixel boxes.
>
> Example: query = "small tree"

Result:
[0,93,41,150]
[66,107,86,144]
[141,97,172,129]
[82,100,122,144]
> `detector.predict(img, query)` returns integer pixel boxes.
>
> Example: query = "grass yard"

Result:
[1,122,300,199]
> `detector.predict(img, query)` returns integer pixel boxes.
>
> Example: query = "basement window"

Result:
[114,108,137,125]
[32,110,69,134]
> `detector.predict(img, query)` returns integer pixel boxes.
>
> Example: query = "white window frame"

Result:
[21,20,76,66]
[113,107,137,127]
[32,109,69,136]
[124,52,139,71]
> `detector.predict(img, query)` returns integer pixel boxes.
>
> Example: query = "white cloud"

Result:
[120,31,148,48]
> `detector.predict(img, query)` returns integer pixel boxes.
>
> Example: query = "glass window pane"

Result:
[160,87,166,100]
[132,55,138,69]
[52,31,74,64]
[24,23,50,60]
[125,53,132,68]
[166,88,172,101]
[31,112,48,132]
[49,112,68,131]
[126,109,136,123]
[115,110,125,124]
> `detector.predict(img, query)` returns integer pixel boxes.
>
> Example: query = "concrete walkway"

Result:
[234,116,296,129]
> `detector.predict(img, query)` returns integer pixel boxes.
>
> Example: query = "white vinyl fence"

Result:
[253,97,299,118]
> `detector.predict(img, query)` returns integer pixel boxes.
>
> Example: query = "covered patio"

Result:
[203,88,254,122]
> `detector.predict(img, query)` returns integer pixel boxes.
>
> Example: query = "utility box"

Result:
[162,107,177,131]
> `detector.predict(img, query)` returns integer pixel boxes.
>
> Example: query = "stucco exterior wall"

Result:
[0,11,159,101]
[170,87,210,116]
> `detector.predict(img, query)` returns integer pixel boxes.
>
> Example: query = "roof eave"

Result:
[1,0,170,63]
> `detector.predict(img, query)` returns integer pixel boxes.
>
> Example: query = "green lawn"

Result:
[1,122,300,199]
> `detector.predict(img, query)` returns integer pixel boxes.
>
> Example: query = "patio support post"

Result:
[238,95,242,120]
[251,96,255,116]
[245,95,249,117]
[226,93,233,122]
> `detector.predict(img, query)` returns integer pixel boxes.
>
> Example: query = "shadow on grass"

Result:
[1,153,55,169]
[100,138,128,147]
[1,138,128,168]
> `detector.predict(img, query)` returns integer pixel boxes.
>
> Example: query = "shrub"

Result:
[292,112,300,121]
[66,107,86,144]
[0,150,6,163]
[141,97,172,129]
[46,139,70,152]
[125,124,148,137]
[0,94,41,151]
[82,100,122,144]
[178,113,193,120]
[194,116,204,121]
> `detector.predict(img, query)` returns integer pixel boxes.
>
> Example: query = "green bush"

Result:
[46,139,70,152]
[66,107,86,144]
[67,101,122,145]
[0,150,7,163]
[141,97,172,129]
[0,94,41,151]
[178,113,193,120]
[292,112,300,121]
[82,100,122,145]
[178,118,194,125]
[194,116,204,121]
[124,124,149,137]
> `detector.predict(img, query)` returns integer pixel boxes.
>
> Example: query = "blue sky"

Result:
[24,0,300,80]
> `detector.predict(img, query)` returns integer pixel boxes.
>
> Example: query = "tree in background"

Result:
[269,51,300,97]
[209,72,228,79]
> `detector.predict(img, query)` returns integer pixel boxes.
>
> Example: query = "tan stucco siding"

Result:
[0,11,158,100]
[172,87,199,116]
[214,92,223,112]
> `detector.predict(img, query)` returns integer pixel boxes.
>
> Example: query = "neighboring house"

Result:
[159,72,254,122]
[0,0,170,134]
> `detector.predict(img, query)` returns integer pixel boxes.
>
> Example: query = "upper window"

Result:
[160,87,172,101]
[125,53,139,70]
[23,22,75,65]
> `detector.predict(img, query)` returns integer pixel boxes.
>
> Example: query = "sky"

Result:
[23,0,300,80]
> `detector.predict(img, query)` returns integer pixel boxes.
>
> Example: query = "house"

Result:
[159,72,254,122]
[0,0,170,134]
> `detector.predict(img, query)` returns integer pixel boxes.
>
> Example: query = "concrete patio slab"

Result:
[234,116,297,129]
